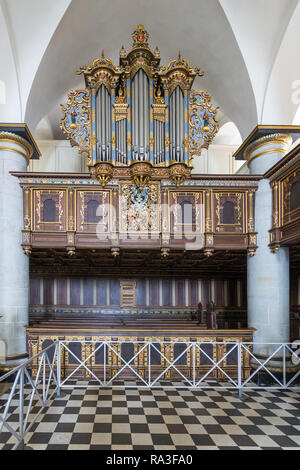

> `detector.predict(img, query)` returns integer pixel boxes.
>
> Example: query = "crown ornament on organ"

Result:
[61,25,219,187]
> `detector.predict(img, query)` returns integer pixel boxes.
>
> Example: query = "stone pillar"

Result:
[0,131,33,366]
[245,134,292,354]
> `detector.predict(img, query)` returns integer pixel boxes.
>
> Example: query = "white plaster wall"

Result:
[29,140,88,173]
[191,144,244,175]
[31,140,244,175]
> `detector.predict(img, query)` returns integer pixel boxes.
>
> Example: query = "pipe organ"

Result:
[61,25,219,186]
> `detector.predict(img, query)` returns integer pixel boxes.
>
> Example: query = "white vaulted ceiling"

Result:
[0,0,300,141]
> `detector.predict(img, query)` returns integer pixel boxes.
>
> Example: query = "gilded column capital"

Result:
[244,133,292,170]
[0,131,34,164]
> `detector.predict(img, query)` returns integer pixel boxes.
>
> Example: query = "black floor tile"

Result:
[93,423,112,433]
[111,434,132,445]
[70,433,92,445]
[190,434,215,446]
[151,434,173,446]
[55,423,75,433]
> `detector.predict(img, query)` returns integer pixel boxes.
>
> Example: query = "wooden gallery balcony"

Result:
[13,172,261,262]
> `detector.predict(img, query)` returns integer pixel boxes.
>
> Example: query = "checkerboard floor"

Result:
[1,383,299,450]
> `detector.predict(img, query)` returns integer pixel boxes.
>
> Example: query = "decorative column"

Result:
[245,134,292,352]
[66,188,75,257]
[161,189,170,257]
[0,131,34,366]
[204,189,214,257]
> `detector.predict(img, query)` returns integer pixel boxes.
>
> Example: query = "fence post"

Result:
[148,343,152,387]
[193,343,196,388]
[57,341,61,397]
[17,367,25,450]
[237,342,242,399]
[104,342,106,386]
[42,353,46,406]
[283,344,286,389]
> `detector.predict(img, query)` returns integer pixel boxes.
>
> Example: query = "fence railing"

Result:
[0,340,299,450]
[0,343,59,450]
[57,340,300,392]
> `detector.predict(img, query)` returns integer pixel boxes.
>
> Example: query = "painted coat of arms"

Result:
[120,183,160,234]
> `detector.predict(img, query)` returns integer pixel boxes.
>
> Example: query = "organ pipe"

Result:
[115,118,128,164]
[131,69,150,161]
[96,85,112,161]
[169,86,184,162]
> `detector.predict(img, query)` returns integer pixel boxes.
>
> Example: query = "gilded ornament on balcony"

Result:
[130,161,153,186]
[169,162,191,186]
[67,248,76,257]
[161,247,170,258]
[247,248,256,257]
[204,247,214,258]
[93,162,114,188]
[111,247,120,258]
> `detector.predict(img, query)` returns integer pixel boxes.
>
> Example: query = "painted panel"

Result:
[176,280,185,306]
[96,280,107,306]
[189,279,198,306]
[162,280,172,307]
[149,279,159,307]
[43,279,54,306]
[57,278,67,305]
[202,279,210,306]
[110,279,120,306]
[136,279,146,307]
[30,278,40,306]
[70,279,80,306]
[216,279,224,307]
[84,278,94,306]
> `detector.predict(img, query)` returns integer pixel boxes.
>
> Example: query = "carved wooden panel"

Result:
[282,170,300,224]
[120,280,136,307]
[214,192,244,233]
[76,190,110,233]
[169,191,204,236]
[33,189,66,232]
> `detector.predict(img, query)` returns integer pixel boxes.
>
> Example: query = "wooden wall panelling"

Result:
[136,279,146,307]
[29,277,40,306]
[43,279,54,306]
[70,278,80,306]
[84,278,94,306]
[96,279,107,306]
[57,278,67,306]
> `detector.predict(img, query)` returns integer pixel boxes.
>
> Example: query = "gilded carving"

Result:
[215,193,242,232]
[189,90,219,158]
[60,89,91,155]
